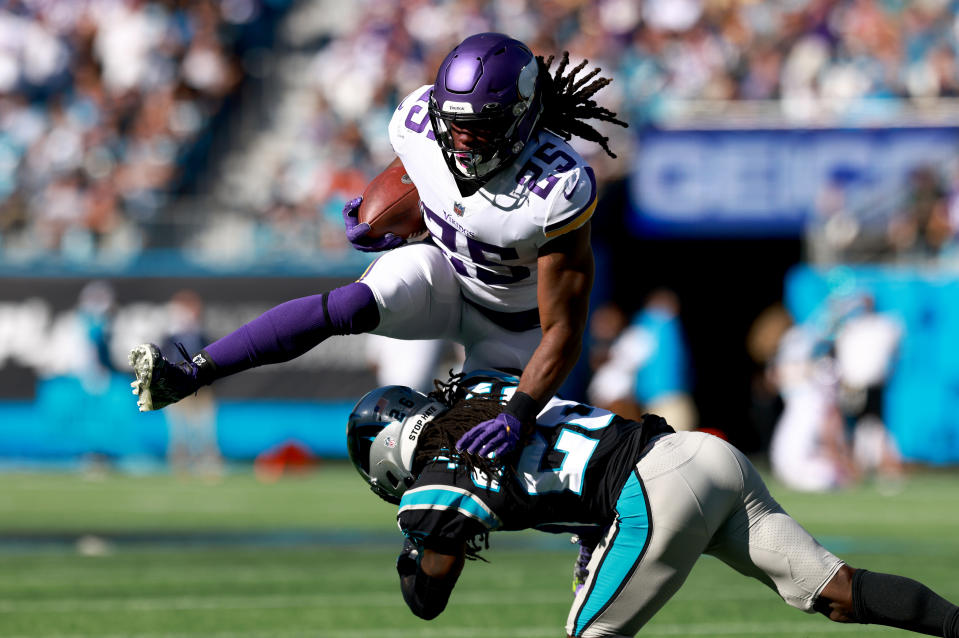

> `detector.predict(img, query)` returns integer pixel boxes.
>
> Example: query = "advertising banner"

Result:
[630,126,959,236]
[0,276,373,400]
[0,276,377,460]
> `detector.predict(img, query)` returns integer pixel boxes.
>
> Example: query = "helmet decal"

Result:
[442,100,475,114]
[345,386,447,504]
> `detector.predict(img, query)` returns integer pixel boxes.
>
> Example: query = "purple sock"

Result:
[202,282,379,379]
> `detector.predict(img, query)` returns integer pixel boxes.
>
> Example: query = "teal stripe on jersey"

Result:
[400,486,501,530]
[573,469,650,636]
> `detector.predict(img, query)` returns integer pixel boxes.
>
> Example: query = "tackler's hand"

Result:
[455,412,522,458]
[342,196,406,253]
[396,538,420,578]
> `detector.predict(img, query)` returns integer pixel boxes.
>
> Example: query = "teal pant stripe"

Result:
[400,488,498,528]
[574,469,651,636]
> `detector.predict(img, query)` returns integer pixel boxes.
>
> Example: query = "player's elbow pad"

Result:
[400,570,454,620]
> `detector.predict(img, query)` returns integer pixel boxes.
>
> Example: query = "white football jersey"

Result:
[388,85,598,313]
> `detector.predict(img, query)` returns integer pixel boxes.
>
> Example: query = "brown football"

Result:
[358,159,426,239]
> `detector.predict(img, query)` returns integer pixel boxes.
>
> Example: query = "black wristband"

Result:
[192,349,219,386]
[505,391,539,425]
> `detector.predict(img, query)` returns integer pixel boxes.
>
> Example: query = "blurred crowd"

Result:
[810,161,959,265]
[0,0,277,264]
[4,0,959,264]
[257,0,959,260]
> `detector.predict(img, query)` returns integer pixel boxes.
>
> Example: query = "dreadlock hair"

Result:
[536,51,628,159]
[415,373,521,560]
[427,370,469,407]
[415,394,509,480]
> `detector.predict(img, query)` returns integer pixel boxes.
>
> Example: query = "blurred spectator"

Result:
[586,302,648,421]
[745,302,794,451]
[45,279,118,390]
[38,279,140,469]
[586,301,629,373]
[588,289,697,430]
[630,289,697,431]
[887,165,953,260]
[160,289,221,480]
[832,292,904,489]
[768,324,855,492]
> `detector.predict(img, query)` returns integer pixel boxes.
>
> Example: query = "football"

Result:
[358,159,426,239]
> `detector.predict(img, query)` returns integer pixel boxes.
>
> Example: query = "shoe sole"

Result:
[128,344,157,412]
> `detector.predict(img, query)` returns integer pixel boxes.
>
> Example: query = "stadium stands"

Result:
[4,0,959,465]
[4,0,959,266]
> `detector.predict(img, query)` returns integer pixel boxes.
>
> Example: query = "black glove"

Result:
[396,537,420,577]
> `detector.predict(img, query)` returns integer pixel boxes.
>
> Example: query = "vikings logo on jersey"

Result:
[389,85,598,314]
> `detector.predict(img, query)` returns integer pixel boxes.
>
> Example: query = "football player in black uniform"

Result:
[347,371,959,638]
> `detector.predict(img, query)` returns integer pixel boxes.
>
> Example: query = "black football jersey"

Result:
[397,371,674,552]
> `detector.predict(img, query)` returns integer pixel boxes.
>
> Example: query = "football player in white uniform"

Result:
[129,32,627,467]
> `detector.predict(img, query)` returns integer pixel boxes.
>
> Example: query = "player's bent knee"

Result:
[327,282,379,334]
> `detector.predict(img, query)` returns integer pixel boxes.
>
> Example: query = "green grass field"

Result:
[0,462,956,638]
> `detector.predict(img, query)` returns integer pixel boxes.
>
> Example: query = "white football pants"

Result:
[568,431,844,637]
[359,242,541,374]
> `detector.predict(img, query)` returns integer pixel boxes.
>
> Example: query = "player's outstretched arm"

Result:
[519,221,594,407]
[397,540,466,621]
[456,224,593,458]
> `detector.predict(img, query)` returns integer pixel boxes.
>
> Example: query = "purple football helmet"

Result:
[428,33,543,182]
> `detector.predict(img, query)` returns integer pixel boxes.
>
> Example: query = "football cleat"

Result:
[128,343,201,412]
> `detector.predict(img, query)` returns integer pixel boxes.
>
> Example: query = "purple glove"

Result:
[456,412,522,458]
[342,196,407,253]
